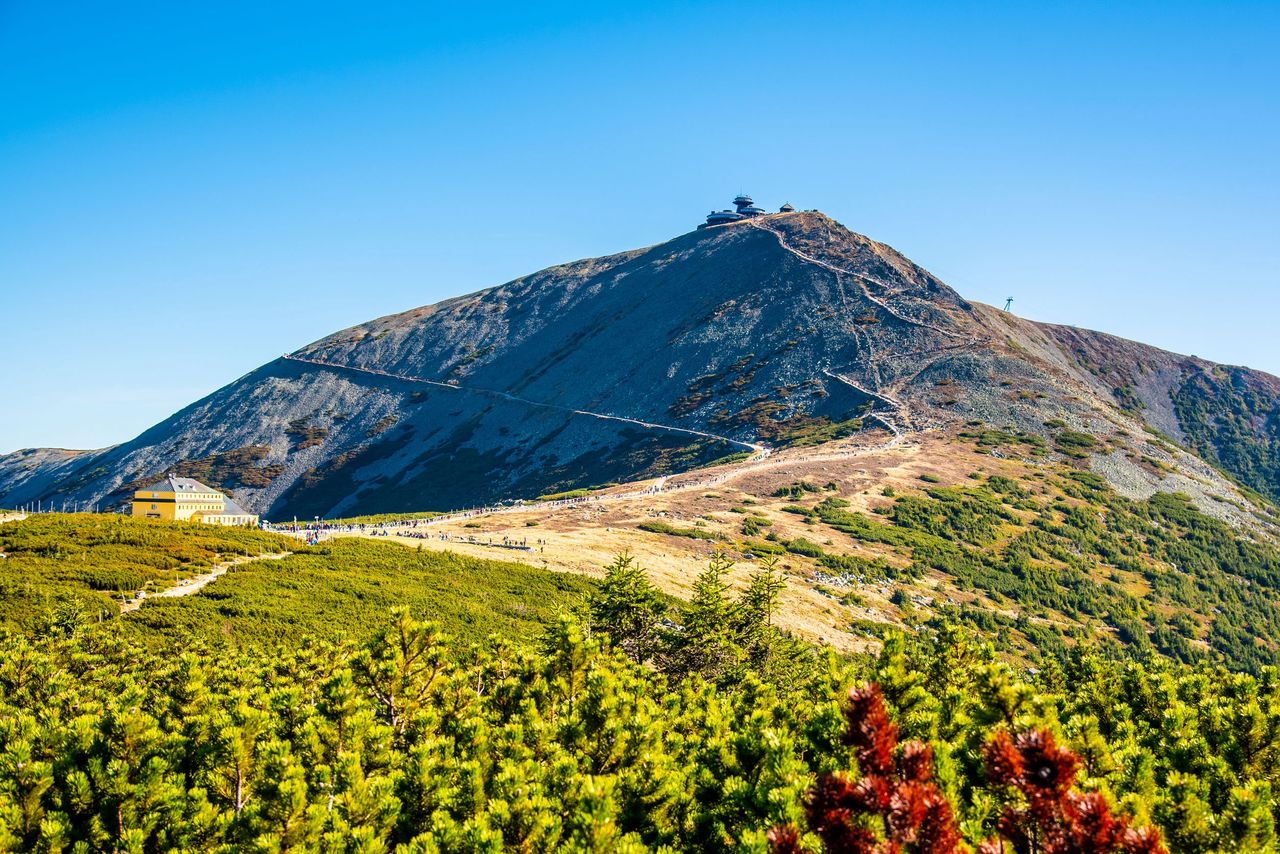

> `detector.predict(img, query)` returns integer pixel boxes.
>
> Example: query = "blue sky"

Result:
[1,1,1277,453]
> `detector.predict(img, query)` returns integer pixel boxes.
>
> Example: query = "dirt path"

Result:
[119,551,292,614]
[743,214,984,434]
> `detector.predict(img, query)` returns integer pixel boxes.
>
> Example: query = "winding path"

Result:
[741,214,990,435]
[119,551,292,614]
[744,216,972,343]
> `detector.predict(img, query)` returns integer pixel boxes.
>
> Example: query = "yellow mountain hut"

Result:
[131,475,259,526]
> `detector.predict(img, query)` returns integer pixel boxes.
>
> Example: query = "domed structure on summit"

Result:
[702,209,744,227]
[699,194,792,229]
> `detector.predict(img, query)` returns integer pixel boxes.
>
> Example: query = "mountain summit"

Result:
[4,207,1279,519]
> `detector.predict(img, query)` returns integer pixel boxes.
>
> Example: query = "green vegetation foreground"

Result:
[0,514,292,628]
[4,517,1280,851]
[4,597,1280,851]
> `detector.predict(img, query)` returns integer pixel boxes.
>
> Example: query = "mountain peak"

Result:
[696,193,798,228]
[4,209,1279,524]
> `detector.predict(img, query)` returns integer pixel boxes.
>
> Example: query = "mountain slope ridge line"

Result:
[744,216,978,344]
[10,209,1280,523]
[280,353,768,457]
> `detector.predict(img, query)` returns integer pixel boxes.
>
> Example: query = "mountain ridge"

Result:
[4,210,1280,522]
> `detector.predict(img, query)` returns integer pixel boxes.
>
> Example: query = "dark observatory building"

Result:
[703,209,744,226]
[699,194,794,229]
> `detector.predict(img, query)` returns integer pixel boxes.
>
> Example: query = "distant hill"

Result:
[4,210,1280,520]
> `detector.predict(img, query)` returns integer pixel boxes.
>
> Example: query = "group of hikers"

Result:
[265,514,552,553]
[263,491,611,539]
[395,530,543,552]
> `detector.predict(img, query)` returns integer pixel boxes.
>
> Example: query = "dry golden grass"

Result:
[320,430,1049,653]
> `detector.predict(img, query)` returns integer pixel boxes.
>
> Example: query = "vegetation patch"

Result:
[103,446,285,507]
[365,414,398,437]
[286,417,329,450]
[319,510,441,526]
[1054,429,1099,459]
[772,416,863,448]
[783,537,825,558]
[959,425,1048,456]
[637,520,721,541]
[799,467,1280,672]
[1172,366,1280,504]
[447,343,497,375]
[772,480,822,499]
[537,488,593,501]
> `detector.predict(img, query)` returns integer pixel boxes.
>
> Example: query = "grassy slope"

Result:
[395,429,1280,673]
[0,514,596,648]
[0,514,293,630]
[748,445,1280,670]
[766,432,1280,672]
[121,538,596,648]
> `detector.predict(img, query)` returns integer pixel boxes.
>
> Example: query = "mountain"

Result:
[4,209,1280,521]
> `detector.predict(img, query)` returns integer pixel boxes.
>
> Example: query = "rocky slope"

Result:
[3,211,1278,520]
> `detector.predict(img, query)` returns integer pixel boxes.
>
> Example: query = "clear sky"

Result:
[2,1,1277,454]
